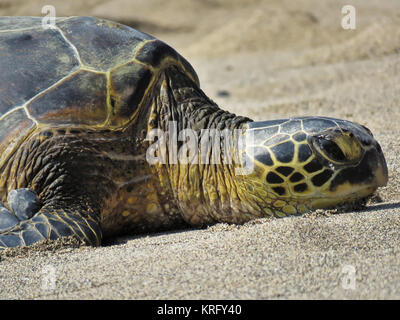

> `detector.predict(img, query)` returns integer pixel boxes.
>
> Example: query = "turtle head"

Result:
[243,117,388,215]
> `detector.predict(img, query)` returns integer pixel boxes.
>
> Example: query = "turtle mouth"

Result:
[374,143,389,187]
[310,185,376,210]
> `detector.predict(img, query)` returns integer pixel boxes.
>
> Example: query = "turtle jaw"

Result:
[375,157,389,188]
[309,185,377,210]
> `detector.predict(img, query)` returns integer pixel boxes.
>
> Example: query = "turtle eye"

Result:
[316,137,346,162]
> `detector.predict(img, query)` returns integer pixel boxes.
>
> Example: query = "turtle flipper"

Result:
[0,189,101,248]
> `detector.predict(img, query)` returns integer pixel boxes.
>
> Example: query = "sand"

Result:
[0,0,399,299]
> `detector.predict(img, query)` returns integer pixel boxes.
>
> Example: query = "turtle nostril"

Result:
[362,139,372,146]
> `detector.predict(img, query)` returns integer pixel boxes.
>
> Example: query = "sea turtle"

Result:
[0,16,388,248]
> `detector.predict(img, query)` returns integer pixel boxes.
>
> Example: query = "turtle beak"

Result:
[374,142,388,187]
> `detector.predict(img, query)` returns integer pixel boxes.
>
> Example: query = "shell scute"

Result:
[57,16,154,72]
[135,40,199,85]
[109,61,153,127]
[27,70,108,126]
[0,26,79,114]
[0,16,200,150]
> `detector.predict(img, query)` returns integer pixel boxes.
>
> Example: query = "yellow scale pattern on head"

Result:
[244,122,343,216]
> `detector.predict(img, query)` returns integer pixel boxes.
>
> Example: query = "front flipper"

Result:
[0,189,101,248]
[0,188,39,233]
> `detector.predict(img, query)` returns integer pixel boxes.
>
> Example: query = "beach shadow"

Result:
[102,225,199,247]
[318,200,400,218]
[364,201,400,212]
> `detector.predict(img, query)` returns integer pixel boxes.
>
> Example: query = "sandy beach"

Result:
[0,0,399,299]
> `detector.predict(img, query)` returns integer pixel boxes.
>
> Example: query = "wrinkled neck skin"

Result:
[147,67,262,226]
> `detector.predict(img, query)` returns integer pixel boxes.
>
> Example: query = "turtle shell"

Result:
[0,16,199,164]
